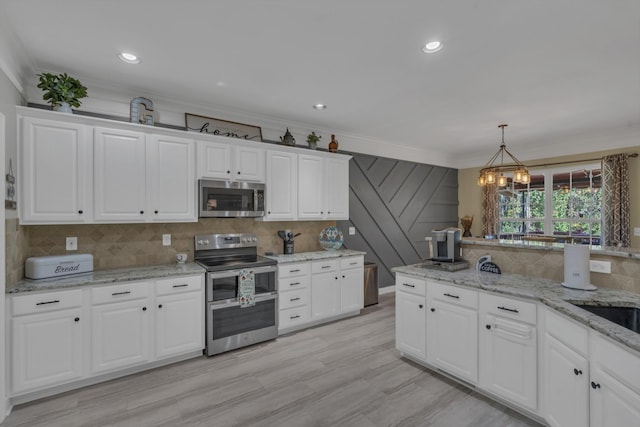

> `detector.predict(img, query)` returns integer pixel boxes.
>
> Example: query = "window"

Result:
[498,163,602,244]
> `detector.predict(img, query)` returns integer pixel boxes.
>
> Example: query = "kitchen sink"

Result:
[570,303,640,334]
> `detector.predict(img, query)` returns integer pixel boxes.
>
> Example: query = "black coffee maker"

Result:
[278,230,301,255]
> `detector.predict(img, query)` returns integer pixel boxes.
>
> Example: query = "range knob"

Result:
[252,237,257,242]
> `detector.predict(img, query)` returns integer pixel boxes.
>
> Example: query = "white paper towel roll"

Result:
[562,244,597,291]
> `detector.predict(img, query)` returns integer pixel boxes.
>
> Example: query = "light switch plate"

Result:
[349,227,356,235]
[634,227,640,237]
[162,234,171,246]
[66,237,78,251]
[589,260,611,274]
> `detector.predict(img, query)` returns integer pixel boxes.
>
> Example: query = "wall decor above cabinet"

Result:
[185,112,262,141]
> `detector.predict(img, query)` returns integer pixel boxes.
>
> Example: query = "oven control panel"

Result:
[195,233,258,250]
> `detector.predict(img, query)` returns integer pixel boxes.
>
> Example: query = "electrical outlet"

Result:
[589,260,611,274]
[162,234,171,246]
[66,237,78,251]
[349,227,356,235]
[634,227,640,237]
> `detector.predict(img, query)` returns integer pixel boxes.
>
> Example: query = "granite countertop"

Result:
[393,263,640,354]
[8,263,206,294]
[265,249,367,264]
[462,237,640,260]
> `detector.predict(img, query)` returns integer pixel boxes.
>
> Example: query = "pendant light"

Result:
[477,124,530,187]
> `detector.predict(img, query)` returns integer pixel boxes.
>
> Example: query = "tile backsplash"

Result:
[6,218,336,287]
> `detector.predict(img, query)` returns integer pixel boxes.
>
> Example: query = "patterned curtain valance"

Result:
[602,154,630,247]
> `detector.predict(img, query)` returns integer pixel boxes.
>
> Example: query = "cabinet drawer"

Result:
[396,274,426,296]
[279,275,310,291]
[12,289,83,316]
[279,307,310,330]
[480,292,536,324]
[278,262,310,278]
[312,260,339,274]
[155,275,202,296]
[279,288,310,310]
[428,281,478,310]
[92,281,149,305]
[545,307,588,356]
[340,256,364,270]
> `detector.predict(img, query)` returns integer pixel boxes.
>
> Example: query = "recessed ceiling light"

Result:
[216,81,228,87]
[422,41,442,53]
[313,104,327,110]
[118,52,140,64]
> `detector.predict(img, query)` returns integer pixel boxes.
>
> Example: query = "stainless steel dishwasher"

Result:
[364,262,379,306]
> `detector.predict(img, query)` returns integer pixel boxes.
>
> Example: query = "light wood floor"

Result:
[4,293,542,427]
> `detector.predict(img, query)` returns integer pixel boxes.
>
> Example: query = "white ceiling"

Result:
[2,0,639,168]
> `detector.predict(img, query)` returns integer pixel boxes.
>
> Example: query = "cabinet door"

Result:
[156,291,203,358]
[395,291,426,360]
[340,267,364,313]
[94,127,146,221]
[265,151,297,220]
[544,334,589,427]
[197,140,232,179]
[590,363,640,427]
[426,299,478,384]
[91,299,151,373]
[298,154,325,219]
[479,313,537,411]
[11,308,83,393]
[147,135,196,222]
[20,117,92,223]
[311,273,340,320]
[325,156,349,220]
[235,146,265,182]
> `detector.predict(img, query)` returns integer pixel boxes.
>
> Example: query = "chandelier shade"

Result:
[477,124,529,187]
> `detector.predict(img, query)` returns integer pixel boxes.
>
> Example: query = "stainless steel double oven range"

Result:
[194,233,278,356]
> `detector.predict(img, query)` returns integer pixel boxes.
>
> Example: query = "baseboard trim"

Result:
[379,285,395,295]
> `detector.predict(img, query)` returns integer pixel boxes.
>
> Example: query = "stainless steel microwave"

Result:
[199,179,265,218]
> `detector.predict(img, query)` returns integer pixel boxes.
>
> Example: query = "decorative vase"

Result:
[460,215,474,237]
[329,134,339,152]
[279,128,296,146]
[54,102,72,113]
[308,141,317,150]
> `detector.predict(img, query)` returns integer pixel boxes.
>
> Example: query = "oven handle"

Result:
[210,292,278,309]
[207,265,277,279]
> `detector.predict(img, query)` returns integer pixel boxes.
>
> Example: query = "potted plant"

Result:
[306,132,321,149]
[37,72,88,113]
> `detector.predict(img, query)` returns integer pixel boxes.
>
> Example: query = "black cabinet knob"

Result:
[74,317,80,322]
[227,170,230,174]
[154,210,158,214]
[140,210,144,214]
[574,368,583,376]
[237,171,241,175]
[158,304,163,309]
[591,381,601,389]
[419,304,423,309]
[268,211,271,214]
[321,211,324,214]
[78,210,83,214]
[430,308,435,312]
[142,307,147,311]
[342,275,345,279]
[486,324,491,330]
[335,277,339,280]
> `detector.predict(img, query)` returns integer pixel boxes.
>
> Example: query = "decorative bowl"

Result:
[319,226,344,251]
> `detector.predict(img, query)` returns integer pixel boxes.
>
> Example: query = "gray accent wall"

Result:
[338,153,458,287]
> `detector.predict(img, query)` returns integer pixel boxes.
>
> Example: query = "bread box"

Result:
[25,254,94,280]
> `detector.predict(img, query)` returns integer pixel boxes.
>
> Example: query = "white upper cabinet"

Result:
[19,117,93,224]
[197,139,265,182]
[147,135,196,221]
[264,150,297,220]
[325,156,350,220]
[93,127,147,222]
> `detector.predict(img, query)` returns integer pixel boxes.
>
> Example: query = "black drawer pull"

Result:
[74,317,80,322]
[290,297,301,302]
[443,293,460,299]
[402,283,415,288]
[290,282,301,286]
[349,262,358,265]
[112,291,131,296]
[591,381,601,389]
[290,315,301,319]
[498,306,519,314]
[172,284,189,288]
[290,269,301,273]
[574,368,583,376]
[321,265,332,269]
[36,300,60,306]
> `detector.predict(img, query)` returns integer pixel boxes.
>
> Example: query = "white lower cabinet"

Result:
[395,274,427,360]
[426,281,478,384]
[339,257,364,313]
[589,332,640,427]
[10,290,84,393]
[311,260,341,321]
[479,293,537,411]
[91,283,152,374]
